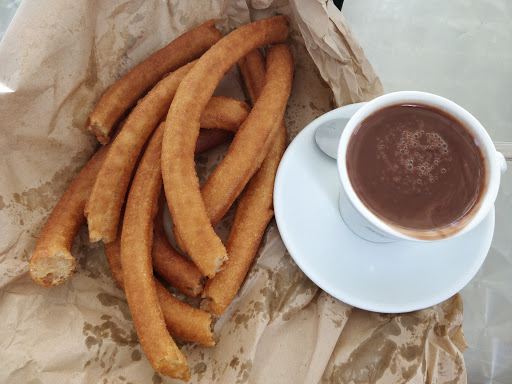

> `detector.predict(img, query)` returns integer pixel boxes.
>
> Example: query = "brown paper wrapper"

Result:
[0,0,466,383]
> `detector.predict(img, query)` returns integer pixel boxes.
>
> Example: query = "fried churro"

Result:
[202,49,287,315]
[29,144,109,287]
[200,44,293,227]
[121,123,189,380]
[86,20,222,144]
[162,15,290,278]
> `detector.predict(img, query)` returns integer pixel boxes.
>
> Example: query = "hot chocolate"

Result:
[346,104,484,231]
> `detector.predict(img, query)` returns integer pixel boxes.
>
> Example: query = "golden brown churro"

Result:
[200,44,293,227]
[29,145,109,287]
[202,49,288,315]
[104,229,215,347]
[162,15,289,278]
[86,20,222,144]
[152,199,204,297]
[121,123,189,380]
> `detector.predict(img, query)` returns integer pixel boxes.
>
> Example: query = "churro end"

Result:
[214,254,228,274]
[157,357,191,381]
[85,216,112,243]
[185,282,204,297]
[29,251,76,287]
[86,118,110,144]
[200,295,226,316]
[86,225,103,243]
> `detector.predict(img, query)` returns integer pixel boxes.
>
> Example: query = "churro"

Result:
[200,44,293,226]
[86,20,222,143]
[202,49,287,315]
[162,15,289,278]
[32,17,295,381]
[29,144,109,287]
[121,123,189,380]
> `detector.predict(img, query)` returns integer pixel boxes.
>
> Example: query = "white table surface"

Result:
[343,1,512,383]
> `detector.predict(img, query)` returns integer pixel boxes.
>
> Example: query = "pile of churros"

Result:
[29,15,293,381]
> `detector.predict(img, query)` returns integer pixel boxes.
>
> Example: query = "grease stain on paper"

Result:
[400,344,422,362]
[82,315,138,349]
[260,251,318,323]
[330,319,402,384]
[130,349,142,361]
[226,248,317,337]
[399,314,423,333]
[97,292,132,321]
[12,166,74,213]
[332,339,398,384]
[193,362,207,374]
[230,356,240,369]
[76,239,111,280]
[152,372,163,384]
[402,364,419,381]
[82,315,138,374]
[236,360,252,384]
[191,361,209,382]
[10,148,92,215]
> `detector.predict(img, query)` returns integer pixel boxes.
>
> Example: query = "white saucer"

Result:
[274,104,495,313]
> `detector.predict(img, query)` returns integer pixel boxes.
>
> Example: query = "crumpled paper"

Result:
[0,0,467,383]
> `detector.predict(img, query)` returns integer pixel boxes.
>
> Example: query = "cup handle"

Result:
[496,151,507,174]
[493,142,510,174]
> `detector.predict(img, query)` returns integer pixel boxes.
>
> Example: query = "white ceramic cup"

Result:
[337,91,507,243]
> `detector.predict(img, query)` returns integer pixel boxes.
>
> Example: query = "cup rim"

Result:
[337,91,501,241]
